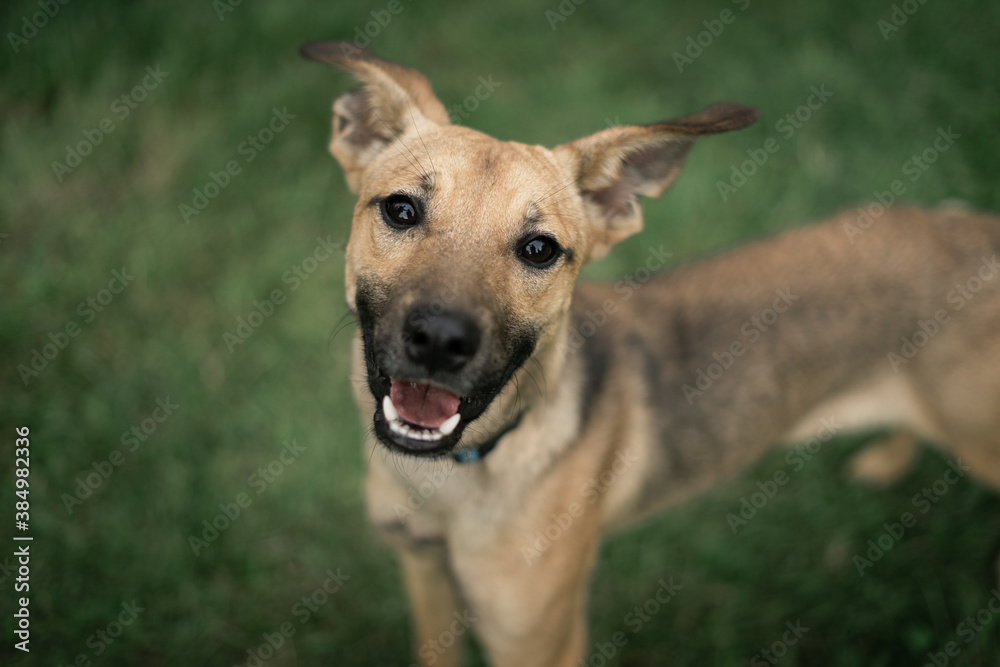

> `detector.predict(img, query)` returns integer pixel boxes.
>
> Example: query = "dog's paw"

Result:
[846,432,919,488]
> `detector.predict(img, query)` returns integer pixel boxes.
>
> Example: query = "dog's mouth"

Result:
[355,284,538,458]
[368,360,528,458]
[371,368,501,457]
[381,379,462,444]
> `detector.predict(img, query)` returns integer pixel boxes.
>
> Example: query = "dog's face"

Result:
[347,127,588,456]
[302,42,757,457]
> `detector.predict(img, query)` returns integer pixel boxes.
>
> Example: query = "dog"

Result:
[300,41,1000,667]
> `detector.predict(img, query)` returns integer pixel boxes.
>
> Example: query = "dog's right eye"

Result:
[380,194,421,229]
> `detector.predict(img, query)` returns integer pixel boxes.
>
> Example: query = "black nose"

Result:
[402,306,481,373]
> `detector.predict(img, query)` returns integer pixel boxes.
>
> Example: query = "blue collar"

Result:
[451,411,526,464]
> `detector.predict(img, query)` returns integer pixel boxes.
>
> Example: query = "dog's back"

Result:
[571,206,1000,524]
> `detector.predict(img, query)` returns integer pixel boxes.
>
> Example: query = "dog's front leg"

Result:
[398,547,466,667]
[449,498,602,667]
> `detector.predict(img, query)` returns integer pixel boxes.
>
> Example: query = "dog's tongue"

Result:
[389,380,460,429]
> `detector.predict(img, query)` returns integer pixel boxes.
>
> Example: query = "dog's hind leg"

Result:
[911,317,1000,576]
[913,308,1000,494]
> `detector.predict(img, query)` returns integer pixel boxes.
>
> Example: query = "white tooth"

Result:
[383,396,398,422]
[438,413,461,436]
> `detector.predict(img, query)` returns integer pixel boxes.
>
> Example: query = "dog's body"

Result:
[302,42,1000,666]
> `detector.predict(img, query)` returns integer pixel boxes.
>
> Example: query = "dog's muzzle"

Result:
[356,283,537,458]
[381,306,481,443]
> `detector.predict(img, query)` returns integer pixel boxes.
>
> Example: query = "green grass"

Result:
[2,0,1000,664]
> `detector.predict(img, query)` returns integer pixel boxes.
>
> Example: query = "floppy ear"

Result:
[300,41,451,192]
[553,103,758,260]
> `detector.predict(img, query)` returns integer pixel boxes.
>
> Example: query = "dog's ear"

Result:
[553,103,758,260]
[300,41,451,192]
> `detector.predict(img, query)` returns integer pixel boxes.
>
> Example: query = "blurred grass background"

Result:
[2,0,1000,665]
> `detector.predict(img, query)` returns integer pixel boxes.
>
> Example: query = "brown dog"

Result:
[300,41,1000,667]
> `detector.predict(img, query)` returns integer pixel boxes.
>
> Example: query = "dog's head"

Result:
[301,41,757,457]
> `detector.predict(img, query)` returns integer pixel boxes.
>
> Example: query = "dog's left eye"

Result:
[518,236,561,268]
[381,194,421,229]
